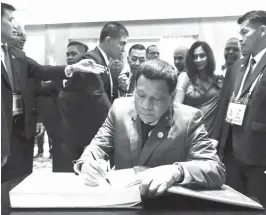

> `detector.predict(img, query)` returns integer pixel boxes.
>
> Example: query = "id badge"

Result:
[225,98,247,126]
[13,93,23,116]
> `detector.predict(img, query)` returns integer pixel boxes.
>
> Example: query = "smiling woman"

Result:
[174,41,220,138]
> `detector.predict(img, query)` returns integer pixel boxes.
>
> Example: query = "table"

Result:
[10,194,266,215]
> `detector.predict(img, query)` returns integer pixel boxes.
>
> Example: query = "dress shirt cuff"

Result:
[65,65,74,77]
[73,160,84,174]
[173,162,193,185]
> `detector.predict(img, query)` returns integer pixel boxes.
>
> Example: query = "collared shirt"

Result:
[1,42,7,70]
[252,47,266,73]
[236,48,266,99]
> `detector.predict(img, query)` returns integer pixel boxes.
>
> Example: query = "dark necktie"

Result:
[127,75,135,96]
[2,44,15,91]
[141,121,155,147]
[246,58,256,81]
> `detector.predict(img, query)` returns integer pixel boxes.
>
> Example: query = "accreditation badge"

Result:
[225,98,248,126]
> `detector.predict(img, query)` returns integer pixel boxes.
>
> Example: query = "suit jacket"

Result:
[212,62,238,159]
[1,46,66,159]
[56,47,111,147]
[75,97,226,188]
[218,53,266,165]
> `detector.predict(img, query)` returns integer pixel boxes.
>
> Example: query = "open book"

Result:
[9,169,141,208]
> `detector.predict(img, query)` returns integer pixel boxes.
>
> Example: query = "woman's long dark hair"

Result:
[186,41,216,85]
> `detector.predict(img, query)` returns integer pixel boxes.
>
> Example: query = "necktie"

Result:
[141,122,155,147]
[127,75,135,96]
[2,44,15,91]
[246,58,256,81]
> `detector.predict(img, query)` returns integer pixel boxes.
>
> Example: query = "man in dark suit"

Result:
[118,44,146,97]
[53,22,129,172]
[8,22,46,158]
[74,59,225,196]
[215,11,266,207]
[1,3,104,213]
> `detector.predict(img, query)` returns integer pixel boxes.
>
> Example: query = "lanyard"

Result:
[235,72,263,101]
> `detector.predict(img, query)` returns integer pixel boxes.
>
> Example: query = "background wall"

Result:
[6,0,266,70]
[24,16,239,70]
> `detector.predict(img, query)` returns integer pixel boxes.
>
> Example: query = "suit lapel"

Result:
[138,109,173,166]
[240,53,266,97]
[233,58,248,96]
[94,47,108,67]
[128,108,142,166]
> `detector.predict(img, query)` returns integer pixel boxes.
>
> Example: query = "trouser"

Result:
[1,174,29,215]
[35,129,52,155]
[1,115,34,182]
[1,115,34,214]
[52,139,85,173]
[224,132,266,208]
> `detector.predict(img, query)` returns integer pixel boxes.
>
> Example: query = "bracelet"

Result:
[173,163,185,183]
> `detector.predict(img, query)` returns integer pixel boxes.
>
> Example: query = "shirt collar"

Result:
[97,45,109,66]
[252,48,266,64]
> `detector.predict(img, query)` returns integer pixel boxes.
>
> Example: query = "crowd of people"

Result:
[1,2,266,213]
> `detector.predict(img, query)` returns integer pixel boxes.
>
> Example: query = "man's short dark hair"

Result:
[238,10,266,25]
[99,22,129,43]
[67,41,88,52]
[146,45,158,54]
[128,44,146,56]
[135,59,178,94]
[1,3,16,17]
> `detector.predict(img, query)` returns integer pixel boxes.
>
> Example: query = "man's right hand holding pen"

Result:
[80,155,111,187]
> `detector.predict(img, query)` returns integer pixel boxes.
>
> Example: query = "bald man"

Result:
[8,22,27,50]
[221,38,241,76]
[173,46,189,73]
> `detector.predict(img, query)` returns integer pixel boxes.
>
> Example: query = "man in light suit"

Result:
[74,59,225,197]
[216,11,266,207]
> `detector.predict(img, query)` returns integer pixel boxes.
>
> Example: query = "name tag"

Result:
[225,98,247,126]
[13,93,23,116]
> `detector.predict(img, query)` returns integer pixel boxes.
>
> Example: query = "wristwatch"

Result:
[173,162,185,183]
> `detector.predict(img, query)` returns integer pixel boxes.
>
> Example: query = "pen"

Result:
[90,152,111,186]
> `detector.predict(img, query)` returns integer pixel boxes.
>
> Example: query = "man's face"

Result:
[9,25,27,50]
[224,41,240,66]
[66,45,85,65]
[1,9,16,43]
[239,20,261,56]
[128,49,146,75]
[147,46,160,60]
[108,36,127,59]
[109,53,124,78]
[135,75,174,124]
[174,51,186,72]
[193,46,208,71]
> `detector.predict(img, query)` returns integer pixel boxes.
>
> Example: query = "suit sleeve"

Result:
[179,110,226,188]
[26,57,67,81]
[73,99,116,172]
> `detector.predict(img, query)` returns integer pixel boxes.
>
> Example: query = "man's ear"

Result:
[105,36,111,44]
